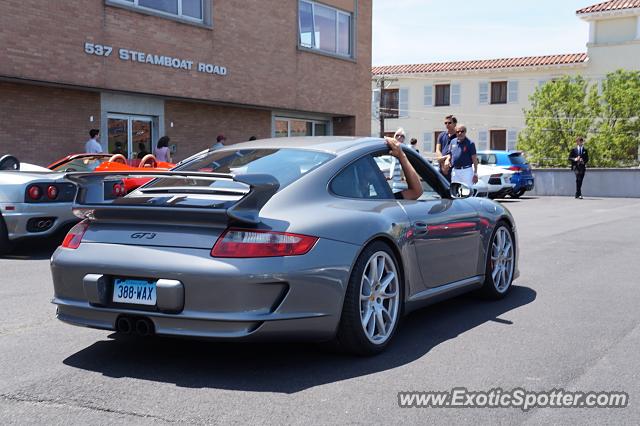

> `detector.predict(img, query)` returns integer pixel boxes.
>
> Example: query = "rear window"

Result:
[164,148,334,190]
[478,153,497,165]
[508,153,527,165]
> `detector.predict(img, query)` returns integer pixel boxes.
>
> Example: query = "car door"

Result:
[379,150,482,289]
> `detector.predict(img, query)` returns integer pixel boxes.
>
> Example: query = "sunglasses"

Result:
[456,130,466,134]
[396,135,405,139]
[444,121,453,125]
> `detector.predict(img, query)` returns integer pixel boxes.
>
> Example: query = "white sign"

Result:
[84,42,227,76]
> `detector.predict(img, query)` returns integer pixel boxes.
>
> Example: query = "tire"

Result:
[336,241,403,356]
[480,221,516,299]
[510,189,526,199]
[0,214,13,256]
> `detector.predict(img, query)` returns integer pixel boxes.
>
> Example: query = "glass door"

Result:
[107,114,154,160]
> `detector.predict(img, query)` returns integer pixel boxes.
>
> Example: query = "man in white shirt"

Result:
[85,129,103,153]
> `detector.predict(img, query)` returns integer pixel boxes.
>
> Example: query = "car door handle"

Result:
[414,222,428,234]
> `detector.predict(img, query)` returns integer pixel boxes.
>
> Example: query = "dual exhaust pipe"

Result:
[116,316,154,336]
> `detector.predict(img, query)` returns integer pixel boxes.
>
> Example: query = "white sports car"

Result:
[477,164,516,199]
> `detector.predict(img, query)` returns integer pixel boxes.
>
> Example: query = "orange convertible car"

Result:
[48,153,174,192]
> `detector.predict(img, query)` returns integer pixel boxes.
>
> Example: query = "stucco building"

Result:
[0,0,372,164]
[371,0,640,153]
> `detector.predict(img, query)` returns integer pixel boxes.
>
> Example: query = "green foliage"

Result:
[589,70,640,167]
[517,70,640,167]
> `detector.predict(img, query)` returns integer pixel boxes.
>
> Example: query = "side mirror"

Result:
[450,182,472,199]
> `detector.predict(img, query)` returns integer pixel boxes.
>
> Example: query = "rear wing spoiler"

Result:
[64,171,280,225]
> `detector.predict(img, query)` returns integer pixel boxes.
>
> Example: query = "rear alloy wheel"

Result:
[337,242,402,355]
[481,222,515,298]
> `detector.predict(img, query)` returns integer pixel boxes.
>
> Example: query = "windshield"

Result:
[146,148,334,191]
[50,156,112,172]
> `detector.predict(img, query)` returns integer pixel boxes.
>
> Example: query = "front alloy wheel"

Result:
[481,222,515,298]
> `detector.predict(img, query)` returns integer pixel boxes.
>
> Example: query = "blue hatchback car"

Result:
[477,150,535,198]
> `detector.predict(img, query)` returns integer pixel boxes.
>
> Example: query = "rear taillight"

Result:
[47,185,58,200]
[211,229,318,258]
[61,220,90,249]
[112,182,126,197]
[27,185,42,200]
[508,166,521,172]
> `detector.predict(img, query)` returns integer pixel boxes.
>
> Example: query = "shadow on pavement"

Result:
[63,285,536,394]
[0,232,65,260]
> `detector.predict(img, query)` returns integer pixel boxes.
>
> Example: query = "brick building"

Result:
[0,0,372,165]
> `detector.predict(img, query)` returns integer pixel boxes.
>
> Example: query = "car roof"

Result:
[477,150,522,155]
[211,136,384,155]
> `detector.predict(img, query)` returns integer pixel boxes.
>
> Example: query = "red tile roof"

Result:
[576,0,640,14]
[372,53,588,75]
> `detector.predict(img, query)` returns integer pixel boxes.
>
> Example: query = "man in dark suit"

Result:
[568,136,589,199]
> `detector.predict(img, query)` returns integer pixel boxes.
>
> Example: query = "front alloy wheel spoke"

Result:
[500,268,508,289]
[492,264,501,281]
[367,261,378,286]
[361,306,373,328]
[366,312,376,336]
[377,257,385,282]
[375,309,386,337]
[502,241,512,257]
[379,272,395,293]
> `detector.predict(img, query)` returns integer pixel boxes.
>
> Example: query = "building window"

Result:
[108,0,204,23]
[380,89,399,119]
[490,130,506,150]
[435,84,450,107]
[491,81,508,104]
[274,117,330,137]
[299,0,353,58]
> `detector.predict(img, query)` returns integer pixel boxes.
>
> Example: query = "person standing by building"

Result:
[388,128,406,187]
[436,115,457,181]
[212,134,227,150]
[410,138,419,153]
[568,136,588,199]
[85,129,102,153]
[443,125,478,188]
[155,136,172,163]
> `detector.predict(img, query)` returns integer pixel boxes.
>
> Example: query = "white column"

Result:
[636,15,640,40]
[589,21,597,44]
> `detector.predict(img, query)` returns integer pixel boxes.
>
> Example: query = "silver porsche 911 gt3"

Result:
[50,137,519,355]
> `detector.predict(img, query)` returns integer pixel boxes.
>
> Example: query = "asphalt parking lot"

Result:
[1,196,639,425]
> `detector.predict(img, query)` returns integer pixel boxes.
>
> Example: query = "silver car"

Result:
[0,155,79,254]
[50,137,519,355]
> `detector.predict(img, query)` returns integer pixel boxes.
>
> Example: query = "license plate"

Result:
[113,278,156,306]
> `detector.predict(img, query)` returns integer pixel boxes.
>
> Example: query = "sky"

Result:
[372,0,592,66]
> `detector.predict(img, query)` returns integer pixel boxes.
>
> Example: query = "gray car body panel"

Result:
[50,137,519,341]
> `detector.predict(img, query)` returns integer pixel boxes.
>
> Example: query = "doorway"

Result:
[107,114,154,160]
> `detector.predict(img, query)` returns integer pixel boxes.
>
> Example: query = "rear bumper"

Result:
[513,176,535,192]
[50,239,359,341]
[0,202,77,241]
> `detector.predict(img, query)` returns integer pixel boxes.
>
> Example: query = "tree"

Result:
[589,70,640,167]
[518,70,640,167]
[517,76,598,167]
